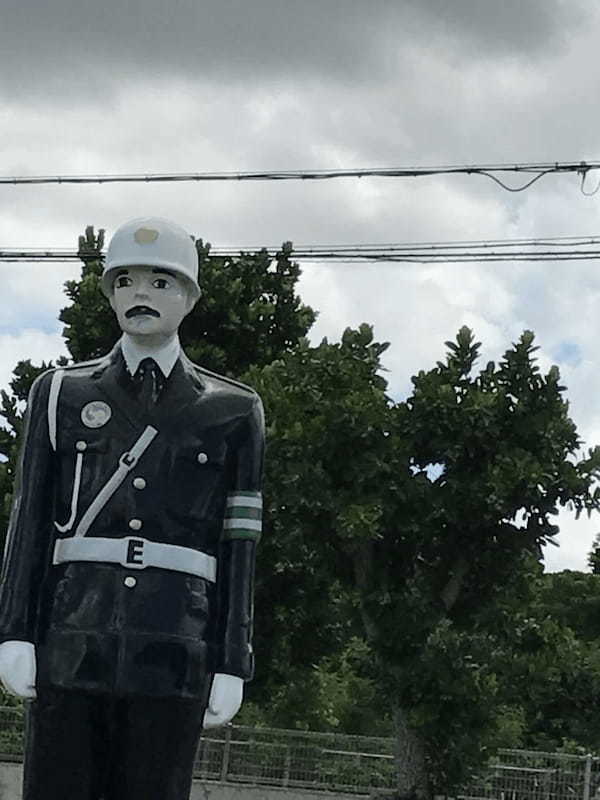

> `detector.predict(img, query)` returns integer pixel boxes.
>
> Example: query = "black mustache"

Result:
[125,306,160,319]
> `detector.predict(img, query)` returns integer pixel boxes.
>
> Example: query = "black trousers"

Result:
[23,686,208,800]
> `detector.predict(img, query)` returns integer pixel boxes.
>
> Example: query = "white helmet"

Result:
[102,217,201,300]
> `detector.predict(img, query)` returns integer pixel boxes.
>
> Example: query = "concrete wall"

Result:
[0,762,363,800]
[190,782,361,800]
[0,763,21,800]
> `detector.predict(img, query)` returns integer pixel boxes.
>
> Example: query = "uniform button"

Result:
[133,477,146,490]
[75,440,87,452]
[128,519,143,531]
[124,576,137,588]
[197,452,208,464]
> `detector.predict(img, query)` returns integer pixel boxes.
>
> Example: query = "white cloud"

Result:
[0,330,68,392]
[0,261,79,332]
[544,507,599,572]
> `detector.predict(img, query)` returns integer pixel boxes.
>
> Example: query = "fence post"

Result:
[283,746,291,788]
[220,726,232,783]
[583,753,593,800]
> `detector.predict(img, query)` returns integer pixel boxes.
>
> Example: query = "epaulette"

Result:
[192,363,258,397]
[32,357,104,391]
[61,356,106,372]
[46,355,108,450]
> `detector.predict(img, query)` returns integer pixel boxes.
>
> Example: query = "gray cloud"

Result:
[1,0,394,98]
[405,0,589,56]
[1,0,591,101]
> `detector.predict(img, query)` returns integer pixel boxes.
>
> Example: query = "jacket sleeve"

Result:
[215,392,265,680]
[0,371,55,643]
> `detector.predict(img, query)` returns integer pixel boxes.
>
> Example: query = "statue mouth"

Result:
[125,306,160,318]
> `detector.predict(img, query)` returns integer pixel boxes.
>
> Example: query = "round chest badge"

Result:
[81,401,112,429]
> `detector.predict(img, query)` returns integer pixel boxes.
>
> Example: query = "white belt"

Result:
[53,536,217,582]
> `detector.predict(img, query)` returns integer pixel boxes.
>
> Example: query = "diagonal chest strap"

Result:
[73,425,158,538]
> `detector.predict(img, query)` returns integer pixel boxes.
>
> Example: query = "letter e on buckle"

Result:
[125,538,145,568]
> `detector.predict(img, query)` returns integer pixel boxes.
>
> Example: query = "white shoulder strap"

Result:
[48,369,65,451]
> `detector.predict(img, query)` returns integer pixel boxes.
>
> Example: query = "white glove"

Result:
[203,673,243,729]
[0,641,37,699]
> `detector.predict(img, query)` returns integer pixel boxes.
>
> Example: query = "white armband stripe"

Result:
[223,518,262,532]
[226,493,262,509]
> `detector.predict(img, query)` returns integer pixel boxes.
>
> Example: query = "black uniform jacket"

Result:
[0,344,265,700]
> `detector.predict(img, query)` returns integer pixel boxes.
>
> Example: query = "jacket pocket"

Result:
[168,439,228,521]
[186,576,211,619]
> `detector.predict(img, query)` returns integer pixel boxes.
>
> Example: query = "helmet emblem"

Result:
[134,227,159,244]
[81,401,112,429]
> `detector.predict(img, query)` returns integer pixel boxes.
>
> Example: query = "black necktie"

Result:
[133,358,164,411]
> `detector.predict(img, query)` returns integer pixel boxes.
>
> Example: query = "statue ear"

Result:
[184,289,200,316]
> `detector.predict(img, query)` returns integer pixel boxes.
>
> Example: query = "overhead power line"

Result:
[1,161,600,193]
[4,235,600,264]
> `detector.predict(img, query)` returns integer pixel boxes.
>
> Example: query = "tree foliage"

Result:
[243,325,395,733]
[588,534,600,574]
[490,568,600,754]
[1,228,600,798]
[248,324,600,795]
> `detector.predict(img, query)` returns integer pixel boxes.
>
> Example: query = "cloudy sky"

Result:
[2,0,600,571]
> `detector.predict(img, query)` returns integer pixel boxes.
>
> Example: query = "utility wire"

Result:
[4,235,600,264]
[0,160,598,193]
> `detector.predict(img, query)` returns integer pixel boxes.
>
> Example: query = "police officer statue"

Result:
[0,218,265,800]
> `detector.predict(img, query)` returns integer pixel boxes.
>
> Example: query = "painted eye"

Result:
[115,275,132,288]
[152,278,170,289]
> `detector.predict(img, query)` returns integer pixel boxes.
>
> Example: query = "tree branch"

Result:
[353,541,379,641]
[440,555,469,612]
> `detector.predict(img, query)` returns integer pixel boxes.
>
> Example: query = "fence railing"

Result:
[195,724,396,795]
[460,749,597,800]
[1,705,599,798]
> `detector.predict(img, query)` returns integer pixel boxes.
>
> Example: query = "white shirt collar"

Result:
[120,334,181,378]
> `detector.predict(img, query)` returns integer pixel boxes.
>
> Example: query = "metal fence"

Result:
[0,706,25,761]
[460,749,597,800]
[195,724,396,794]
[1,705,600,799]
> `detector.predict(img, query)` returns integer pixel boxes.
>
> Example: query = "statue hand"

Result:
[0,641,37,698]
[203,673,243,729]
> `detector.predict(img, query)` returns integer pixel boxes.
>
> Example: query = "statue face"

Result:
[109,264,194,341]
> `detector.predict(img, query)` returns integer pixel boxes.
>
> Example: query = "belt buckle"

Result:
[120,451,137,468]
[122,536,147,569]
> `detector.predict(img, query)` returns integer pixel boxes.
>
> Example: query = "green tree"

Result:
[535,570,600,643]
[366,329,600,796]
[3,228,600,798]
[247,325,600,797]
[588,534,600,574]
[498,569,600,753]
[243,326,396,734]
[0,359,68,538]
